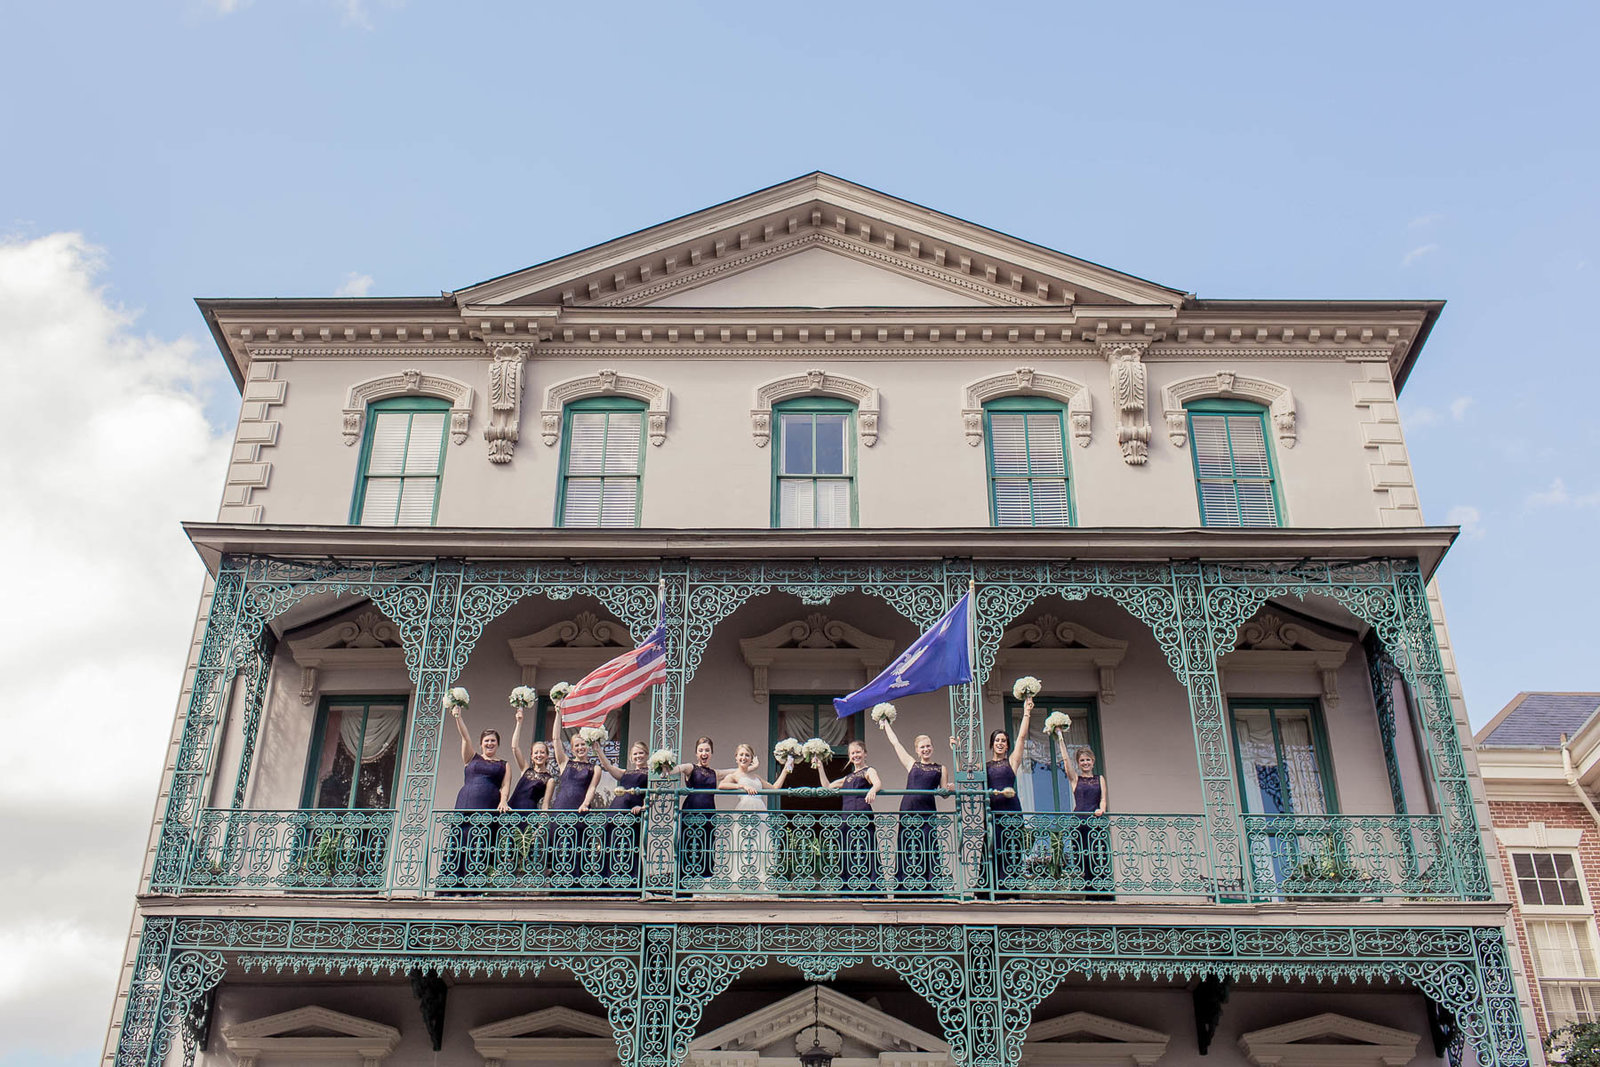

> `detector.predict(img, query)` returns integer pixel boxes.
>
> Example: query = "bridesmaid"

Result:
[1053,734,1111,899]
[503,708,554,881]
[985,697,1032,895]
[596,741,650,891]
[666,737,732,887]
[879,722,949,893]
[547,711,603,886]
[446,706,509,888]
[825,740,883,892]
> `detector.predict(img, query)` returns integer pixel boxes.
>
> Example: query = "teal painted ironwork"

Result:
[1240,813,1456,900]
[430,809,642,894]
[114,916,1533,1067]
[225,627,276,810]
[991,813,1212,897]
[183,808,394,891]
[1366,634,1409,815]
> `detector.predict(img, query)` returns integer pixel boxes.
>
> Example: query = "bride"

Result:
[719,744,799,891]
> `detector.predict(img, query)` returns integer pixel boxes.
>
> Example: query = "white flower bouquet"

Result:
[1012,676,1042,700]
[548,681,574,704]
[773,738,803,764]
[870,702,897,725]
[1043,711,1073,736]
[801,737,832,762]
[648,748,678,775]
[999,787,1016,799]
[577,726,609,748]
[442,686,470,711]
[508,685,538,709]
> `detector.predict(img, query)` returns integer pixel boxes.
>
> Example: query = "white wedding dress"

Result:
[728,771,766,889]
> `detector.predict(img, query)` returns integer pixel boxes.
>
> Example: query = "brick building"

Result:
[1477,693,1600,1044]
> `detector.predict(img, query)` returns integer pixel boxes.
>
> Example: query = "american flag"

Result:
[560,599,668,729]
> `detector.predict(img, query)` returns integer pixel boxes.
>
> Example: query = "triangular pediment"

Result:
[689,985,947,1056]
[222,1005,402,1064]
[455,173,1185,311]
[1240,1012,1418,1047]
[471,1005,615,1040]
[1238,1013,1420,1067]
[223,1005,399,1041]
[1027,1012,1168,1044]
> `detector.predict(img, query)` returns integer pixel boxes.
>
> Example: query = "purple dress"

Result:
[1071,773,1110,896]
[454,756,506,809]
[678,765,718,882]
[838,767,880,889]
[547,760,598,885]
[508,768,551,811]
[446,756,505,887]
[604,770,648,889]
[987,759,1022,891]
[550,760,597,810]
[897,762,944,892]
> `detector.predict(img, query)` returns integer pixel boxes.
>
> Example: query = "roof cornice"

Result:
[181,522,1457,578]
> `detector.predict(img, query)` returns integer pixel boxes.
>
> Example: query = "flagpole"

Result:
[967,578,980,774]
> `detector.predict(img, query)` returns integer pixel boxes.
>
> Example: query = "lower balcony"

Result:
[174,804,1464,902]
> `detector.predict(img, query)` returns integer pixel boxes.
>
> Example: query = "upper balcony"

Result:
[149,523,1484,912]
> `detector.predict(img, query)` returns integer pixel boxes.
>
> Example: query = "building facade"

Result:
[104,174,1534,1066]
[1477,693,1600,1049]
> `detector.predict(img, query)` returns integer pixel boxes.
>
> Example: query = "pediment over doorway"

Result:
[1024,1011,1170,1066]
[688,985,947,1067]
[1236,1012,1420,1066]
[470,1005,619,1066]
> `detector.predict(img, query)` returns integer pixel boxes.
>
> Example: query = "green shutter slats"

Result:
[353,402,447,527]
[1188,406,1281,528]
[559,404,645,528]
[985,404,1072,527]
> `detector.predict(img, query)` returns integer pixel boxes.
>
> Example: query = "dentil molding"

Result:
[751,369,881,447]
[342,369,474,447]
[960,367,1092,448]
[541,369,671,448]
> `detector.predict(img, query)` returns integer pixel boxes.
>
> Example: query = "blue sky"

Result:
[0,2,1596,1062]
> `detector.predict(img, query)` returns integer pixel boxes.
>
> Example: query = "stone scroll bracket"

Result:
[1162,371,1297,449]
[541,369,672,448]
[342,370,475,448]
[484,342,532,464]
[1101,341,1151,465]
[751,369,881,447]
[960,367,1092,448]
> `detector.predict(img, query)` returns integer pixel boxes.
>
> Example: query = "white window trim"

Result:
[751,369,879,448]
[1509,846,1593,914]
[1162,372,1296,449]
[540,369,671,448]
[960,367,1092,448]
[342,370,474,447]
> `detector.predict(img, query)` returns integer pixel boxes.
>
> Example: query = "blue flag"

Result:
[834,592,973,717]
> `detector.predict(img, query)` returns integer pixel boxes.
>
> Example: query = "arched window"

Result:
[557,397,647,527]
[984,397,1074,527]
[349,397,449,526]
[1186,398,1282,528]
[773,397,856,528]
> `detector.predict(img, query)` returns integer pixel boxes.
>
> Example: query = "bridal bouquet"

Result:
[1012,676,1042,700]
[801,737,832,762]
[508,686,538,709]
[1043,711,1073,737]
[548,681,574,704]
[870,702,897,725]
[773,738,803,764]
[649,749,678,775]
[442,686,470,711]
[578,726,609,747]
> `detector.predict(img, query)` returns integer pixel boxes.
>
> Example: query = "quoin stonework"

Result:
[105,174,1538,1067]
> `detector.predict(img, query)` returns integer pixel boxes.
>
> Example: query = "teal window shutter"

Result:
[773,398,856,528]
[558,398,646,527]
[1186,399,1282,527]
[984,397,1074,527]
[350,398,449,526]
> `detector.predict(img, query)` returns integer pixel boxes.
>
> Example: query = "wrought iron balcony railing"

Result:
[183,808,393,891]
[172,803,1466,902]
[1239,813,1458,900]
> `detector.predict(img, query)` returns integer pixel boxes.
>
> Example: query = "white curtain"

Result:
[778,707,848,747]
[1277,716,1327,815]
[339,707,403,764]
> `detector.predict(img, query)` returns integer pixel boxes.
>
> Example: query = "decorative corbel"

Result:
[1102,341,1151,465]
[484,342,532,464]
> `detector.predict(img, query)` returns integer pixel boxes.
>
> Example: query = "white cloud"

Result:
[1449,396,1474,421]
[201,0,254,12]
[1402,243,1438,267]
[1526,477,1600,509]
[1402,404,1440,429]
[1408,213,1445,229]
[335,270,374,297]
[0,233,231,1054]
[1445,504,1484,539]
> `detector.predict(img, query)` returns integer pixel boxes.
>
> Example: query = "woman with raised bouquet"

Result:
[443,687,509,888]
[986,677,1038,895]
[876,704,950,894]
[546,689,603,887]
[823,739,884,892]
[1051,712,1111,899]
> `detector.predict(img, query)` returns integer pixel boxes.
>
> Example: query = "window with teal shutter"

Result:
[1186,399,1282,527]
[984,397,1073,526]
[773,398,855,528]
[557,397,646,527]
[349,397,449,526]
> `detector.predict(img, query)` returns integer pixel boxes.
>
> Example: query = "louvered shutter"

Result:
[1189,410,1279,528]
[561,408,644,528]
[780,479,814,527]
[987,408,1070,527]
[815,479,851,527]
[357,407,445,526]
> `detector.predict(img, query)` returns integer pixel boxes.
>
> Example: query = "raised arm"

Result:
[879,722,914,771]
[1009,697,1034,773]
[770,756,797,789]
[510,708,530,774]
[452,707,474,765]
[595,744,625,782]
[549,704,568,771]
[1055,730,1078,787]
